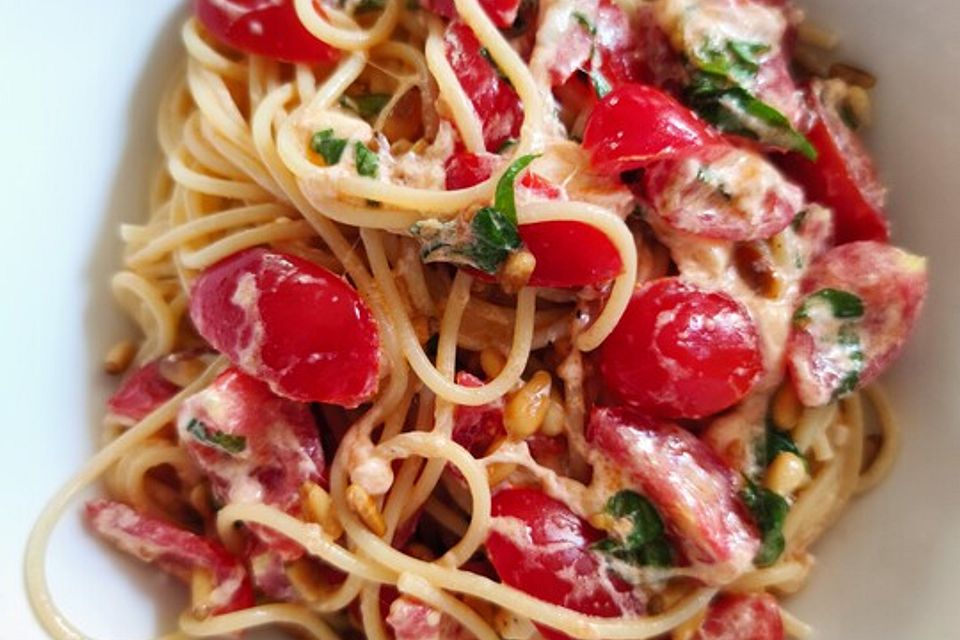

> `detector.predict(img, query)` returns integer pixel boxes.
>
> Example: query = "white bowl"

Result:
[0,0,957,638]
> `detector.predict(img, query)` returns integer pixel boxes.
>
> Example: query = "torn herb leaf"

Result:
[740,478,788,567]
[341,93,392,119]
[694,40,770,84]
[758,420,804,470]
[185,419,247,455]
[494,153,539,224]
[572,11,596,35]
[795,288,865,322]
[354,142,379,178]
[310,129,348,165]
[592,490,673,568]
[412,207,522,274]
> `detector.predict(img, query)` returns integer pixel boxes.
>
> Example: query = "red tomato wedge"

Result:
[444,21,523,152]
[693,593,784,640]
[106,357,181,421]
[788,241,928,406]
[189,248,380,407]
[583,84,718,174]
[452,372,504,457]
[777,80,890,244]
[589,408,760,581]
[420,0,522,28]
[644,146,804,241]
[486,487,645,640]
[443,158,623,287]
[178,368,326,557]
[387,597,473,640]
[600,278,764,419]
[85,499,254,615]
[195,0,339,65]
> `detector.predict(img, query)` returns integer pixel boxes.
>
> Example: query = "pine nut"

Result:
[540,389,566,437]
[765,452,809,496]
[500,249,536,294]
[797,22,839,49]
[480,348,507,378]
[846,85,872,128]
[772,384,802,431]
[104,340,136,375]
[300,482,343,539]
[503,371,552,441]
[830,62,877,89]
[487,462,518,486]
[346,484,387,537]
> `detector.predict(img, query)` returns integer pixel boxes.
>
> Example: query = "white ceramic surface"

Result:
[0,1,957,638]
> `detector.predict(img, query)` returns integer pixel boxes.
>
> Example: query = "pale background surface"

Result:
[0,1,957,638]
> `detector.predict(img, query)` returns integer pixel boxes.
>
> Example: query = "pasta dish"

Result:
[25,0,929,638]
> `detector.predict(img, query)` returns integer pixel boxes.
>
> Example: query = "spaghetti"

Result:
[26,0,928,639]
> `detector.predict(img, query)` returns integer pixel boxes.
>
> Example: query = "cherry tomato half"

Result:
[583,84,718,174]
[777,80,890,244]
[420,0,522,28]
[693,593,784,640]
[486,487,646,640]
[189,248,380,407]
[600,278,764,419]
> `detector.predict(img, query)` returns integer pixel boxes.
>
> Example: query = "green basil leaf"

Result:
[590,68,613,99]
[592,490,673,568]
[310,129,348,165]
[740,478,789,567]
[341,93,392,119]
[494,154,539,224]
[354,142,379,178]
[572,11,596,35]
[797,288,865,321]
[411,207,521,274]
[185,419,247,455]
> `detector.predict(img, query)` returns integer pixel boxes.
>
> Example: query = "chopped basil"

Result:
[411,154,538,274]
[592,490,674,568]
[310,129,348,165]
[570,10,612,99]
[757,420,804,470]
[354,142,379,178]
[794,288,865,322]
[185,418,247,455]
[740,478,788,567]
[694,40,770,84]
[791,209,809,232]
[590,69,613,99]
[496,138,518,154]
[572,11,596,35]
[340,93,392,119]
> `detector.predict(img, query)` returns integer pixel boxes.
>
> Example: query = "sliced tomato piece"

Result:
[777,80,889,244]
[693,593,784,640]
[106,358,181,421]
[421,0,521,28]
[788,242,928,406]
[387,597,473,640]
[178,368,325,556]
[444,21,523,151]
[486,487,645,640]
[85,499,254,615]
[189,248,380,407]
[589,408,760,580]
[583,84,718,174]
[194,0,339,65]
[444,151,500,190]
[645,145,804,241]
[452,372,505,457]
[600,278,764,419]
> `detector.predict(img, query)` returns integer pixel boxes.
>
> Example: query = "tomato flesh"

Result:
[452,372,504,457]
[444,21,523,151]
[85,499,254,615]
[444,151,500,190]
[777,80,890,244]
[189,248,380,407]
[387,596,472,640]
[421,0,522,28]
[788,241,928,406]
[600,278,764,419]
[583,84,718,174]
[589,407,760,580]
[106,357,181,421]
[194,0,339,65]
[693,593,784,640]
[644,145,804,241]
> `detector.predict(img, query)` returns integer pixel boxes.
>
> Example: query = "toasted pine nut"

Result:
[503,371,552,441]
[765,452,809,496]
[830,62,877,89]
[846,85,872,128]
[300,482,344,539]
[286,557,333,602]
[487,462,518,486]
[346,484,387,537]
[772,384,802,431]
[797,22,839,49]
[540,389,566,437]
[104,340,136,375]
[500,249,536,294]
[480,348,507,378]
[190,569,215,619]
[158,355,207,387]
[588,512,617,533]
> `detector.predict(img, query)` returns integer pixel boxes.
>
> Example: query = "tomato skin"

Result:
[421,0,521,28]
[85,499,254,615]
[444,151,500,190]
[589,407,760,580]
[194,0,339,65]
[387,597,473,640]
[444,21,523,151]
[644,145,804,241]
[189,248,380,407]
[788,241,928,406]
[486,487,645,640]
[777,81,890,244]
[600,278,764,419]
[106,358,180,421]
[452,372,505,457]
[583,84,718,174]
[693,593,784,640]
